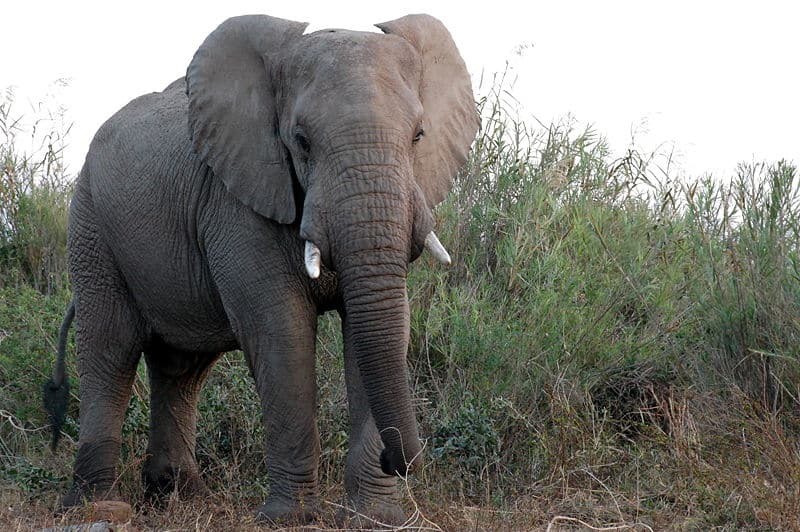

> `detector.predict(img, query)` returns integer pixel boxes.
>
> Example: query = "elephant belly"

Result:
[120,247,239,354]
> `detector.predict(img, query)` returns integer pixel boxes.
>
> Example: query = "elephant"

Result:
[43,13,478,525]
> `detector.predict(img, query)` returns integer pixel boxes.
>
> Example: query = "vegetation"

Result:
[1,83,799,530]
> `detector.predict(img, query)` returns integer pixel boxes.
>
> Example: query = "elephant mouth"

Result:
[302,232,450,280]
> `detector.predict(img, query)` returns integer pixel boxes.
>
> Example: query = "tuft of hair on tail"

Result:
[43,300,75,450]
[42,377,70,450]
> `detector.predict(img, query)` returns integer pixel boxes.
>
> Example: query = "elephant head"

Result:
[186,14,479,475]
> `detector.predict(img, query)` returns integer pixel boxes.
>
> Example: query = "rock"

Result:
[41,522,125,532]
[42,501,133,532]
[86,501,132,523]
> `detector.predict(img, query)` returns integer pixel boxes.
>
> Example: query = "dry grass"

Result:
[4,384,799,530]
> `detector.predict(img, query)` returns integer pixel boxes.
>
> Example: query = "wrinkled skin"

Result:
[57,13,478,526]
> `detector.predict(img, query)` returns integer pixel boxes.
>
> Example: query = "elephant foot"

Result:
[336,497,408,528]
[142,462,210,500]
[254,496,319,526]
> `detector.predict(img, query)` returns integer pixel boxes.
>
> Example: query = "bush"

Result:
[0,91,72,294]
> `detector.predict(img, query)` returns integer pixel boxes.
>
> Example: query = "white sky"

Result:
[2,1,798,180]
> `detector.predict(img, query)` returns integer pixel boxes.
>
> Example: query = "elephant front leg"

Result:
[339,309,406,527]
[245,316,320,525]
[142,348,219,500]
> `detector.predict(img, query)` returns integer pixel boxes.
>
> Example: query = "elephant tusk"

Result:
[424,232,452,265]
[304,241,321,279]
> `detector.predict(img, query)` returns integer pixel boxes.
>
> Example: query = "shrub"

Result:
[0,91,72,294]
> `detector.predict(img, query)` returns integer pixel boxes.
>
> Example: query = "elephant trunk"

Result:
[327,180,423,476]
[339,263,421,476]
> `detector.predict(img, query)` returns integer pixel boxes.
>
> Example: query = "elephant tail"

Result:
[43,299,75,451]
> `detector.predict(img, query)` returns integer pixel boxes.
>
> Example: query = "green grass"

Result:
[1,85,799,529]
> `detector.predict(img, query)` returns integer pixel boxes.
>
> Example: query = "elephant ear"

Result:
[186,15,308,224]
[377,14,479,208]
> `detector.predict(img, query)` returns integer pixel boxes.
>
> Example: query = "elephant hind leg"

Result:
[64,194,148,507]
[142,345,219,500]
[64,308,144,510]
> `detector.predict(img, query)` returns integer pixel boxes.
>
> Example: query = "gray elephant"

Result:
[43,13,478,525]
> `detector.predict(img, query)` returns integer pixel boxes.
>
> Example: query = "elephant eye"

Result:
[295,131,311,153]
[412,128,425,145]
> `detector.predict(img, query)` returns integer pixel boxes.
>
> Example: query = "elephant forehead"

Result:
[288,30,421,80]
